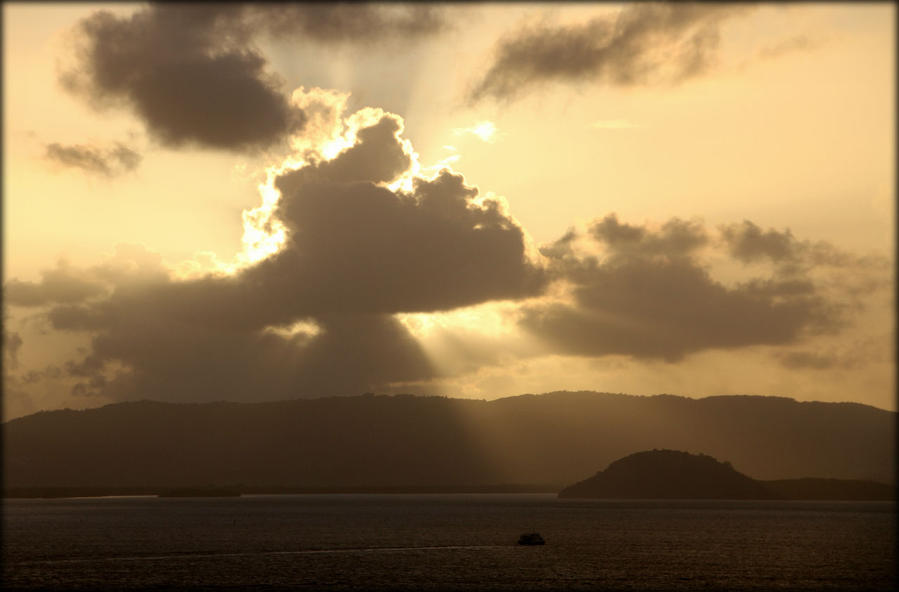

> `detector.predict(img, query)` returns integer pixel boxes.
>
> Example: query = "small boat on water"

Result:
[517,532,545,545]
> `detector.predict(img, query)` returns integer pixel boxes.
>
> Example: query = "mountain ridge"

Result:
[4,391,895,491]
[7,391,892,424]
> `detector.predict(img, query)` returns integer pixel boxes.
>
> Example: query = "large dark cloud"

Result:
[469,3,750,103]
[61,5,302,152]
[60,4,448,152]
[44,142,141,177]
[59,305,432,403]
[250,172,542,315]
[36,260,434,400]
[520,215,847,362]
[250,123,545,315]
[17,113,543,403]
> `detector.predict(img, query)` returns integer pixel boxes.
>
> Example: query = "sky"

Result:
[2,2,895,419]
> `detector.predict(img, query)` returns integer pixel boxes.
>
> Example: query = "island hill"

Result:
[559,449,896,500]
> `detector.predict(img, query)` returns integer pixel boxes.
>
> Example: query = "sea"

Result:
[3,494,895,591]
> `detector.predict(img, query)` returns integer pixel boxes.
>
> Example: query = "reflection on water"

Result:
[3,494,895,591]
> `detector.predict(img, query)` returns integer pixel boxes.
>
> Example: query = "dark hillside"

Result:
[4,392,895,492]
[559,450,775,499]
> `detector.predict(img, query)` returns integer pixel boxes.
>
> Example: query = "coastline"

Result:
[3,483,559,499]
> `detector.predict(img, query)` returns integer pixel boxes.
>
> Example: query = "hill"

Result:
[558,450,895,500]
[3,392,895,494]
[558,449,773,499]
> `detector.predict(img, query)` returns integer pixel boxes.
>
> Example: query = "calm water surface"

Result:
[3,494,895,591]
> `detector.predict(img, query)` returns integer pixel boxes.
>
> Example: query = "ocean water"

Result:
[3,494,895,591]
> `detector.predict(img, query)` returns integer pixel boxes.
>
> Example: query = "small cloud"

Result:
[4,330,23,370]
[590,119,643,130]
[453,121,498,143]
[467,4,754,104]
[758,35,824,60]
[442,145,458,152]
[45,142,142,177]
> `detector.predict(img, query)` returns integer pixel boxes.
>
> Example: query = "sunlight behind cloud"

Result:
[263,319,322,339]
[238,166,292,267]
[394,296,555,383]
[238,91,424,269]
[398,301,522,341]
[453,121,498,143]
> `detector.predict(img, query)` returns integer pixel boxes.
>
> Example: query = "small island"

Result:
[558,449,895,500]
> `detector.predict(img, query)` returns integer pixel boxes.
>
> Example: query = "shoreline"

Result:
[3,484,560,499]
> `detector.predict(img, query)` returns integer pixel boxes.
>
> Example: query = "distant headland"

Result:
[558,450,896,500]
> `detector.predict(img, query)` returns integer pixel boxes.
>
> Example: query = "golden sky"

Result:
[3,3,895,418]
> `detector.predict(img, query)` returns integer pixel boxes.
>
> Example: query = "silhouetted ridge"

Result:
[559,449,773,499]
[4,392,894,494]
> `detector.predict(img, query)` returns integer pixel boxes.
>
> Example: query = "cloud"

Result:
[468,3,751,103]
[758,35,824,60]
[292,114,413,185]
[44,142,141,176]
[59,4,449,153]
[20,366,65,384]
[4,330,23,370]
[244,4,447,45]
[60,5,304,152]
[286,314,433,394]
[520,215,849,362]
[236,112,546,318]
[5,261,109,307]
[58,303,434,403]
[775,334,890,371]
[5,246,171,313]
[18,108,544,404]
[36,260,437,403]
[720,220,797,263]
[590,215,709,257]
[719,220,889,285]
